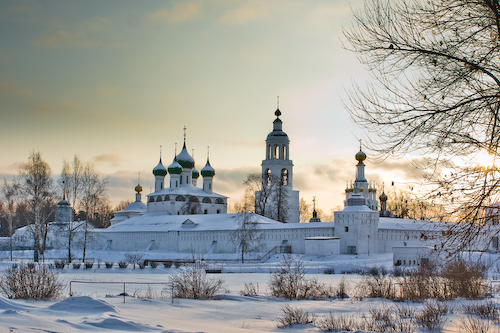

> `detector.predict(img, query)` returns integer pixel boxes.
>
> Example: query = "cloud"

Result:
[31,18,110,48]
[98,85,122,97]
[92,154,123,166]
[148,2,202,24]
[217,1,275,26]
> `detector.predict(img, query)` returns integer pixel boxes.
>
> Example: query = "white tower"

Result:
[201,149,215,194]
[344,146,378,211]
[152,147,167,192]
[256,106,299,223]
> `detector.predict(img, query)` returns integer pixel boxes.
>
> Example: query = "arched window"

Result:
[189,196,199,202]
[215,198,224,204]
[164,195,170,201]
[202,197,211,203]
[273,144,279,159]
[281,145,286,159]
[265,169,271,186]
[175,195,186,202]
[281,169,288,186]
[267,144,272,159]
[148,196,154,203]
[156,196,163,202]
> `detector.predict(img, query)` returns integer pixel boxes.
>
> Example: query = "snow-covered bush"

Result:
[459,314,491,333]
[54,260,65,269]
[72,262,81,269]
[462,301,499,321]
[105,262,113,268]
[414,301,448,331]
[268,255,333,300]
[124,252,143,269]
[84,262,93,269]
[0,264,64,299]
[169,264,226,299]
[118,261,128,268]
[240,282,259,296]
[276,304,315,328]
[150,262,158,268]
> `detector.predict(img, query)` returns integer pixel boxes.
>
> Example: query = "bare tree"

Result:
[80,162,108,262]
[180,195,202,215]
[249,173,289,222]
[230,197,264,263]
[18,151,55,262]
[57,156,84,264]
[272,176,290,223]
[1,179,20,260]
[58,155,83,210]
[299,197,311,222]
[246,173,274,217]
[343,0,500,254]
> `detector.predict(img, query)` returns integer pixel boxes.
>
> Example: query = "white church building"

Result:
[89,107,446,259]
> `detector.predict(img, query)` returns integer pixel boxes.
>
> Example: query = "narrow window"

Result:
[345,226,348,232]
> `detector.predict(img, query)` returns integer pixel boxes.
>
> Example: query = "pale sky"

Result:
[0,0,421,214]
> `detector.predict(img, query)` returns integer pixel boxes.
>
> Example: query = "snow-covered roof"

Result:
[98,212,335,233]
[378,217,448,232]
[114,201,147,214]
[147,184,227,199]
[338,205,374,212]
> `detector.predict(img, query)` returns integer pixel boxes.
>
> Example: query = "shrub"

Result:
[335,277,348,299]
[105,262,114,268]
[323,267,335,274]
[138,262,146,269]
[462,301,499,321]
[276,304,315,328]
[150,262,158,268]
[268,255,332,300]
[174,262,182,268]
[118,261,128,268]
[125,252,144,269]
[316,311,363,332]
[442,260,486,299]
[72,263,81,269]
[0,264,64,299]
[54,260,65,269]
[240,282,259,296]
[459,315,491,333]
[84,262,93,269]
[164,261,173,268]
[169,265,226,299]
[27,262,35,269]
[414,301,448,331]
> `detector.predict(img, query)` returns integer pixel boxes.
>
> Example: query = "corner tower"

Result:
[257,105,299,223]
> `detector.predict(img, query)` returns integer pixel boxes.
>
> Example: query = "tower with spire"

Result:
[153,146,167,192]
[256,101,300,223]
[343,143,378,211]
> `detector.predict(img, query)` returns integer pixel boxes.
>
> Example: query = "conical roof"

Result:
[153,158,167,176]
[201,158,215,177]
[176,142,195,168]
[168,158,183,174]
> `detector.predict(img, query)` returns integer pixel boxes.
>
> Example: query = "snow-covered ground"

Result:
[0,250,500,333]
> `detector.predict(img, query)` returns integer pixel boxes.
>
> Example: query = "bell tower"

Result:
[256,101,299,223]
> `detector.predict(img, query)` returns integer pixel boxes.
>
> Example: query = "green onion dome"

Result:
[176,142,195,168]
[168,159,183,174]
[192,166,200,179]
[355,149,367,162]
[152,158,167,177]
[201,159,215,177]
